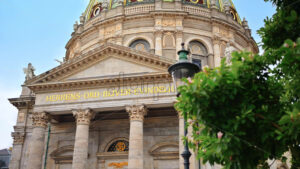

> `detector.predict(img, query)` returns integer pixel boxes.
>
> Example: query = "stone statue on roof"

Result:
[23,63,35,81]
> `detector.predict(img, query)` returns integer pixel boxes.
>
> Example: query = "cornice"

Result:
[210,17,240,31]
[66,33,80,49]
[8,96,35,109]
[94,15,125,27]
[150,10,188,17]
[27,72,172,93]
[235,29,259,52]
[185,15,211,23]
[25,43,175,86]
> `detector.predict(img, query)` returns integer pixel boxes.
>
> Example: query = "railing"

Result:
[182,4,211,17]
[125,0,155,7]
[124,3,155,15]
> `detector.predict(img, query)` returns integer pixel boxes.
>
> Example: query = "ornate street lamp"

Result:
[168,43,200,169]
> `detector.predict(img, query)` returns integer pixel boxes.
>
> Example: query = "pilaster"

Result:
[9,132,25,169]
[212,35,221,67]
[175,31,183,60]
[154,30,163,56]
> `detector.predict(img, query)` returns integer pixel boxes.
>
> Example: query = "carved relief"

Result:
[108,162,128,168]
[32,112,49,128]
[72,109,95,125]
[11,132,25,145]
[176,20,182,27]
[105,26,116,37]
[212,35,221,45]
[162,19,176,27]
[156,20,161,26]
[126,105,147,121]
[116,24,122,31]
[219,29,229,38]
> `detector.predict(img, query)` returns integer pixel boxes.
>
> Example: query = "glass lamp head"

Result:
[168,43,200,92]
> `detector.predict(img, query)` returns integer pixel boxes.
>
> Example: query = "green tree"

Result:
[175,0,300,168]
[259,0,300,49]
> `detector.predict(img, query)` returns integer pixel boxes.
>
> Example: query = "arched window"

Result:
[129,39,150,52]
[107,140,129,152]
[188,41,208,68]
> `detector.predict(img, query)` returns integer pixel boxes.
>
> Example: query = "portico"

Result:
[24,105,179,169]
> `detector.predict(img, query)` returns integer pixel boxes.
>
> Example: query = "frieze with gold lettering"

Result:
[35,83,176,105]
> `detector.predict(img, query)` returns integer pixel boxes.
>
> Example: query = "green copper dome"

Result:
[84,0,240,23]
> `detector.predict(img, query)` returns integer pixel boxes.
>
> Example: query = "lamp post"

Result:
[168,43,200,169]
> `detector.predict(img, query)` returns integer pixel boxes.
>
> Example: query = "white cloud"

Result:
[0,86,20,149]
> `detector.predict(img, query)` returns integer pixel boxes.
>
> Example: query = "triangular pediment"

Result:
[66,56,160,81]
[26,43,174,86]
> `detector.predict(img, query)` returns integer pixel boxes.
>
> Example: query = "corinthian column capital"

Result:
[72,109,95,125]
[126,104,147,121]
[32,112,49,128]
[11,132,25,145]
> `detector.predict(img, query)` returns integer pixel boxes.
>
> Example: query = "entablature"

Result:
[9,96,35,110]
[27,72,171,93]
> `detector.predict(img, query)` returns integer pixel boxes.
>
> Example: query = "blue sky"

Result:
[0,0,275,149]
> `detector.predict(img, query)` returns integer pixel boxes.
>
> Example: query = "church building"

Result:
[8,0,258,169]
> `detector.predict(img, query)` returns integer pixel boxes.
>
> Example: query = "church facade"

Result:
[8,0,258,169]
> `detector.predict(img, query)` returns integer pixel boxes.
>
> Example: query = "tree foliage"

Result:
[175,0,300,168]
[259,0,300,49]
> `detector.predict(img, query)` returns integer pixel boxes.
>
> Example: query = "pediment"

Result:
[66,56,159,81]
[149,142,179,160]
[26,43,174,86]
[50,145,74,161]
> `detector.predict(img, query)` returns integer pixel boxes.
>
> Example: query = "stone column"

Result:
[26,112,49,169]
[9,132,25,169]
[72,109,95,169]
[126,105,147,169]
